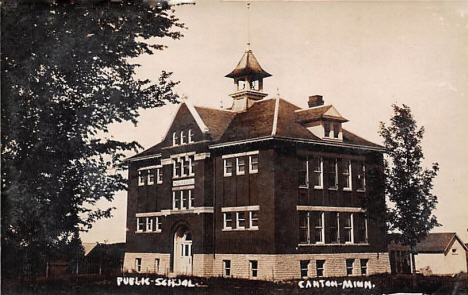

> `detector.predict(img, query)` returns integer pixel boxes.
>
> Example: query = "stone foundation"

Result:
[123,252,390,281]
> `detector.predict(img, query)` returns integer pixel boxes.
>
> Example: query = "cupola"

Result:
[225,50,271,112]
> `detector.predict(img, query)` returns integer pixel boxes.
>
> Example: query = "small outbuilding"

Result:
[414,233,467,275]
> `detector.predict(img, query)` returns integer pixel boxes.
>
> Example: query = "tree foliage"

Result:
[1,0,184,277]
[379,104,440,272]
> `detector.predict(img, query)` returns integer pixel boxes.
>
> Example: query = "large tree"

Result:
[379,104,440,274]
[1,0,184,277]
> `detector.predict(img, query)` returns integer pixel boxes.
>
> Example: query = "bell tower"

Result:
[225,50,271,112]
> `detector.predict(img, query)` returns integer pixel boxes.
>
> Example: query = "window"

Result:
[299,158,308,187]
[135,258,142,272]
[249,211,259,229]
[223,260,231,276]
[236,158,246,175]
[138,171,145,186]
[316,260,325,277]
[328,158,338,189]
[346,259,355,276]
[314,212,324,244]
[157,168,163,184]
[250,260,258,278]
[330,212,340,243]
[324,122,331,137]
[154,258,160,273]
[189,155,195,176]
[314,158,323,188]
[181,191,187,209]
[343,160,352,190]
[344,214,354,243]
[180,130,187,144]
[357,215,368,243]
[155,217,162,231]
[360,259,368,275]
[137,218,144,232]
[333,123,340,138]
[249,154,259,173]
[147,170,155,185]
[173,159,180,178]
[452,248,458,255]
[224,159,233,177]
[172,132,179,146]
[188,129,194,143]
[236,212,245,229]
[299,212,310,244]
[173,192,180,210]
[146,217,153,232]
[181,158,189,176]
[223,212,233,229]
[188,190,194,209]
[300,260,310,278]
[357,162,366,191]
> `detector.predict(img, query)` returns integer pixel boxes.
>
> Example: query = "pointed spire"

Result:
[225,50,271,80]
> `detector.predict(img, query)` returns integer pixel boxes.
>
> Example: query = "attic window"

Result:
[188,129,194,143]
[180,131,187,144]
[172,132,179,146]
[324,122,331,138]
[452,248,458,255]
[333,124,340,139]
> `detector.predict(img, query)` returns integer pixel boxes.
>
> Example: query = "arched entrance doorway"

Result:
[173,226,193,275]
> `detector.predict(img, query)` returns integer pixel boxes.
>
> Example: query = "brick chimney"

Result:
[308,95,324,108]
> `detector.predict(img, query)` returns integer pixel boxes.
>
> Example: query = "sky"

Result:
[81,1,468,244]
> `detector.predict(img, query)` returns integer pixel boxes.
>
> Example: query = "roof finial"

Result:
[247,2,251,50]
[276,87,281,98]
[181,94,188,101]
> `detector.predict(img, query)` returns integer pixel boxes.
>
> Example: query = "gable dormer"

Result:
[294,95,348,141]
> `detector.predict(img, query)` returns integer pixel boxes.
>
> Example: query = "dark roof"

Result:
[128,141,164,160]
[194,106,236,141]
[225,50,271,80]
[415,233,457,253]
[295,105,348,123]
[342,129,383,149]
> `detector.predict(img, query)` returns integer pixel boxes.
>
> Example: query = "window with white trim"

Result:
[316,260,325,277]
[249,211,259,229]
[147,170,155,185]
[181,158,188,176]
[314,212,324,244]
[155,217,162,232]
[236,157,246,175]
[188,155,195,176]
[173,159,180,178]
[223,212,233,229]
[138,171,145,186]
[357,162,366,191]
[172,132,179,146]
[146,217,153,232]
[357,214,368,243]
[328,158,338,189]
[344,213,354,243]
[299,158,308,188]
[236,212,245,229]
[333,124,340,139]
[249,154,259,173]
[224,158,233,177]
[314,158,323,188]
[360,259,368,275]
[173,191,180,210]
[135,258,142,272]
[330,212,340,243]
[137,218,144,232]
[300,260,310,278]
[343,160,352,190]
[324,122,331,138]
[157,168,163,184]
[188,190,194,209]
[299,211,310,244]
[346,259,354,276]
[250,260,258,278]
[188,129,194,143]
[180,191,187,209]
[180,130,187,144]
[223,260,231,276]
